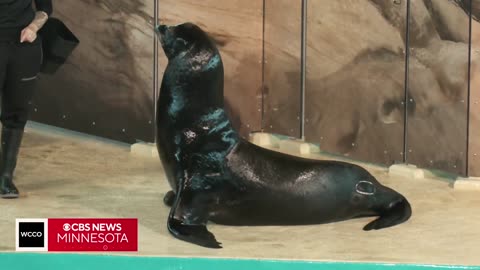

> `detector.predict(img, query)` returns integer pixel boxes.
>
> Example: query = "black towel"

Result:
[38,17,79,74]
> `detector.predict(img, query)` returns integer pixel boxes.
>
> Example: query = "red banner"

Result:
[47,218,138,252]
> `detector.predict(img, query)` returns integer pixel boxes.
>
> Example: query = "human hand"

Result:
[20,24,39,43]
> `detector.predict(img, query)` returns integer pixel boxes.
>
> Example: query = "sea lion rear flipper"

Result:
[167,187,222,249]
[363,197,412,231]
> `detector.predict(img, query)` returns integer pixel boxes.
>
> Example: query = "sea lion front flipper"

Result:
[167,218,221,249]
[167,186,221,249]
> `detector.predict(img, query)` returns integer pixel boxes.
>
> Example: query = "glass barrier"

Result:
[262,0,302,138]
[305,0,407,166]
[406,0,471,176]
[469,0,480,176]
[31,1,156,143]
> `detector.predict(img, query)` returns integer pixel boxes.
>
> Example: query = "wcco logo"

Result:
[20,231,43,238]
[16,218,48,252]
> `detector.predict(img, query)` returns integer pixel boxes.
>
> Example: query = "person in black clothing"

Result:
[0,0,52,198]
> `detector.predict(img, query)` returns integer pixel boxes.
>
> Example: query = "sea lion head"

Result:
[156,22,224,106]
[345,169,412,231]
[156,22,216,60]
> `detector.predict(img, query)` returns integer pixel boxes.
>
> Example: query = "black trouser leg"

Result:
[0,39,42,198]
[1,39,42,129]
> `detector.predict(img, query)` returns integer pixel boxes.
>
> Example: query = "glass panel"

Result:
[157,0,264,138]
[406,0,471,176]
[31,0,155,143]
[262,0,302,138]
[469,0,480,176]
[305,0,407,166]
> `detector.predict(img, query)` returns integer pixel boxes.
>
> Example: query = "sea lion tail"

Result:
[363,196,412,231]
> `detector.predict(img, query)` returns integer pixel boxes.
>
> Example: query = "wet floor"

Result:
[0,124,479,266]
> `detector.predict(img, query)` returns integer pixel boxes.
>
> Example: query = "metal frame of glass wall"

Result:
[153,0,474,177]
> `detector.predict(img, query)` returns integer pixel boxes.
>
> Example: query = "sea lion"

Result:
[155,22,412,249]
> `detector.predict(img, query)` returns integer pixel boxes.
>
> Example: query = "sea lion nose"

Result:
[156,25,168,34]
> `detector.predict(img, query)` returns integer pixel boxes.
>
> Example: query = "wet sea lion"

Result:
[155,22,412,249]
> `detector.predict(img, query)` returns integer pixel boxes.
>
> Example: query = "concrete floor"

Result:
[1,124,480,266]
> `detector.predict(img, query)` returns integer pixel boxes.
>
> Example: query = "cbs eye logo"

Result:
[16,219,48,252]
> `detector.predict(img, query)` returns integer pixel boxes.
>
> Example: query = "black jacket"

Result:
[0,0,53,29]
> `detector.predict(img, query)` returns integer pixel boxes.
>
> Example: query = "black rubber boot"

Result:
[0,127,24,199]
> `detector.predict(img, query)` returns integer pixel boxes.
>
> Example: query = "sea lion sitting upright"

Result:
[155,22,412,249]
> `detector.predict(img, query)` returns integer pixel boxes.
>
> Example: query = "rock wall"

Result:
[32,0,263,143]
[263,0,479,176]
[30,0,479,176]
[32,0,156,143]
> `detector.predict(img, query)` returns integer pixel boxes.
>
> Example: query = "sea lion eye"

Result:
[176,38,188,46]
[355,181,376,195]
